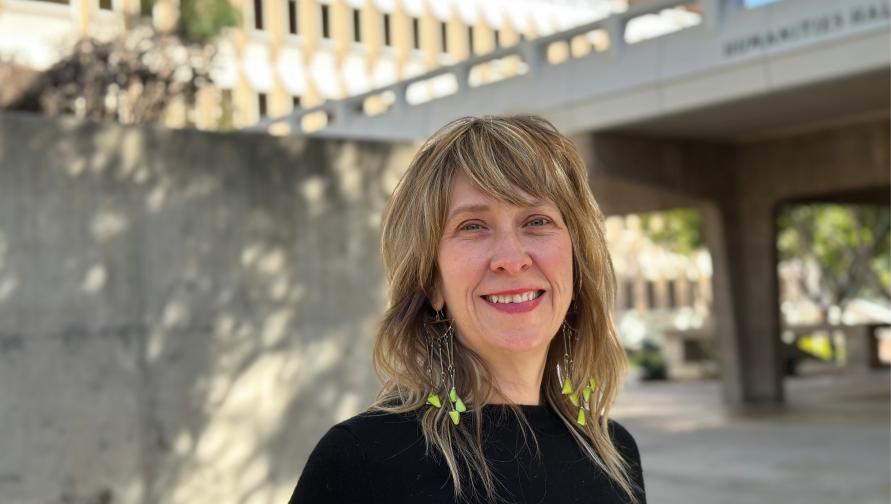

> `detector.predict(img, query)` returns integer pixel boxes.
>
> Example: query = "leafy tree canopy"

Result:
[778,204,890,309]
[639,208,704,255]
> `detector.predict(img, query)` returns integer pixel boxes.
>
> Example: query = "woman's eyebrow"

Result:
[447,204,490,220]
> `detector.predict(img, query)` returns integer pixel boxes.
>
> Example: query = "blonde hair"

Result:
[373,115,638,503]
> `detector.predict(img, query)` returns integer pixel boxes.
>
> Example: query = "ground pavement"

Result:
[612,369,890,504]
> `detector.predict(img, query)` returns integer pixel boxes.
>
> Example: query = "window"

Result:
[667,280,677,309]
[440,22,448,53]
[683,340,707,362]
[467,26,474,55]
[288,0,298,35]
[645,280,656,310]
[411,17,420,49]
[292,96,302,109]
[624,279,635,310]
[258,93,268,118]
[99,0,112,10]
[253,0,263,30]
[493,29,501,48]
[321,4,330,39]
[352,8,361,42]
[383,13,392,46]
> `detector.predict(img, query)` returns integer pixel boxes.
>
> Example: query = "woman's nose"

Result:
[489,231,532,275]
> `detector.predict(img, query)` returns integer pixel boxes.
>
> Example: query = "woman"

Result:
[289,115,646,503]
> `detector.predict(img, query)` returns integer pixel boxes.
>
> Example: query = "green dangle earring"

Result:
[558,319,597,426]
[425,335,443,409]
[426,311,466,425]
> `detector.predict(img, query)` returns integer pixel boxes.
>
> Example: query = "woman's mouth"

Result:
[481,290,544,313]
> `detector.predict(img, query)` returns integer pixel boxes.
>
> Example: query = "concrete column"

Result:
[362,0,382,73]
[299,0,323,109]
[420,6,440,71]
[226,0,251,127]
[499,11,522,77]
[74,0,94,37]
[331,0,350,98]
[120,0,140,29]
[151,0,178,33]
[194,85,217,130]
[706,199,784,407]
[266,0,292,121]
[447,7,469,61]
[392,3,411,80]
[471,7,496,85]
[844,325,885,371]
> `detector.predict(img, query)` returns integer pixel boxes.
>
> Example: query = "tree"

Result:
[639,208,705,255]
[777,204,891,317]
[2,0,238,126]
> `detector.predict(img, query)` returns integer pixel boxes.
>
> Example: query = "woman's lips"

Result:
[481,290,545,314]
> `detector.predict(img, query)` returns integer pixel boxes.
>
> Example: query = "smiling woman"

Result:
[289,116,646,504]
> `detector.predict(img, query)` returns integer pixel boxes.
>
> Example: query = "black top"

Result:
[289,403,646,503]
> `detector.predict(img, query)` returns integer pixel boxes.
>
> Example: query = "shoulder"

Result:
[340,410,423,450]
[606,418,642,465]
[607,418,640,456]
[288,410,427,504]
[307,408,423,464]
[607,419,647,502]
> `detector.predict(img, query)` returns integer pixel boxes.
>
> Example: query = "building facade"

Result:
[0,0,609,130]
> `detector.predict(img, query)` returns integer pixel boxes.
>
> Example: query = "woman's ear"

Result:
[430,276,444,311]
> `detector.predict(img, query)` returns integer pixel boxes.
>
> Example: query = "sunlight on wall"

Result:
[299,176,329,217]
[332,144,363,202]
[80,264,107,294]
[90,211,129,242]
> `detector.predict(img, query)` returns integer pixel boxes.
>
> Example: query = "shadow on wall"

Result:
[0,111,416,504]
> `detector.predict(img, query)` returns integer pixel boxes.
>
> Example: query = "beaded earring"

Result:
[425,310,466,425]
[557,319,598,426]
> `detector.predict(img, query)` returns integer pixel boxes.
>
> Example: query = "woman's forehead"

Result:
[446,170,560,218]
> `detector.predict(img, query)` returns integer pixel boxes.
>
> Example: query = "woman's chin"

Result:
[488,332,552,354]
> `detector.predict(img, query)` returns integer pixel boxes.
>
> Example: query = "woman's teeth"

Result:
[484,291,541,304]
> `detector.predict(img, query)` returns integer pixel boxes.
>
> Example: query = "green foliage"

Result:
[140,0,240,44]
[627,341,667,381]
[639,208,704,254]
[777,204,891,308]
[179,0,241,44]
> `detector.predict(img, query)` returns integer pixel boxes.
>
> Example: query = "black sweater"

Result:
[289,403,646,503]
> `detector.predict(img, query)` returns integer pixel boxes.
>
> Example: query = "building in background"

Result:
[0,0,620,130]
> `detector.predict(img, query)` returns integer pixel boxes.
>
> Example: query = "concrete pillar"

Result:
[299,0,324,108]
[152,0,178,33]
[267,0,291,123]
[74,0,94,37]
[420,6,440,71]
[844,325,885,371]
[706,200,784,407]
[392,3,411,81]
[447,6,469,61]
[362,0,382,73]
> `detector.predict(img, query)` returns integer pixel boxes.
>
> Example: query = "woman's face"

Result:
[433,170,574,362]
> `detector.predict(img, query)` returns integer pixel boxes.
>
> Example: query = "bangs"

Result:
[435,116,577,212]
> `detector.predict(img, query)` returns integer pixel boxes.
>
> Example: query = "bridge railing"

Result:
[248,0,753,136]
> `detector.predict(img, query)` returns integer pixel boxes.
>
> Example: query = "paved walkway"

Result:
[612,369,890,504]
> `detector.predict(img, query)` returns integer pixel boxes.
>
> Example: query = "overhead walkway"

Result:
[251,0,891,141]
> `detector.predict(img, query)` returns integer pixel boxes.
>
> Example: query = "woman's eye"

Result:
[526,217,552,227]
[459,222,484,232]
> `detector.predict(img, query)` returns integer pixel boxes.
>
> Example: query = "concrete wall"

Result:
[0,112,416,504]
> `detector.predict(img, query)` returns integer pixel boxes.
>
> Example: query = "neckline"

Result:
[479,403,566,435]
